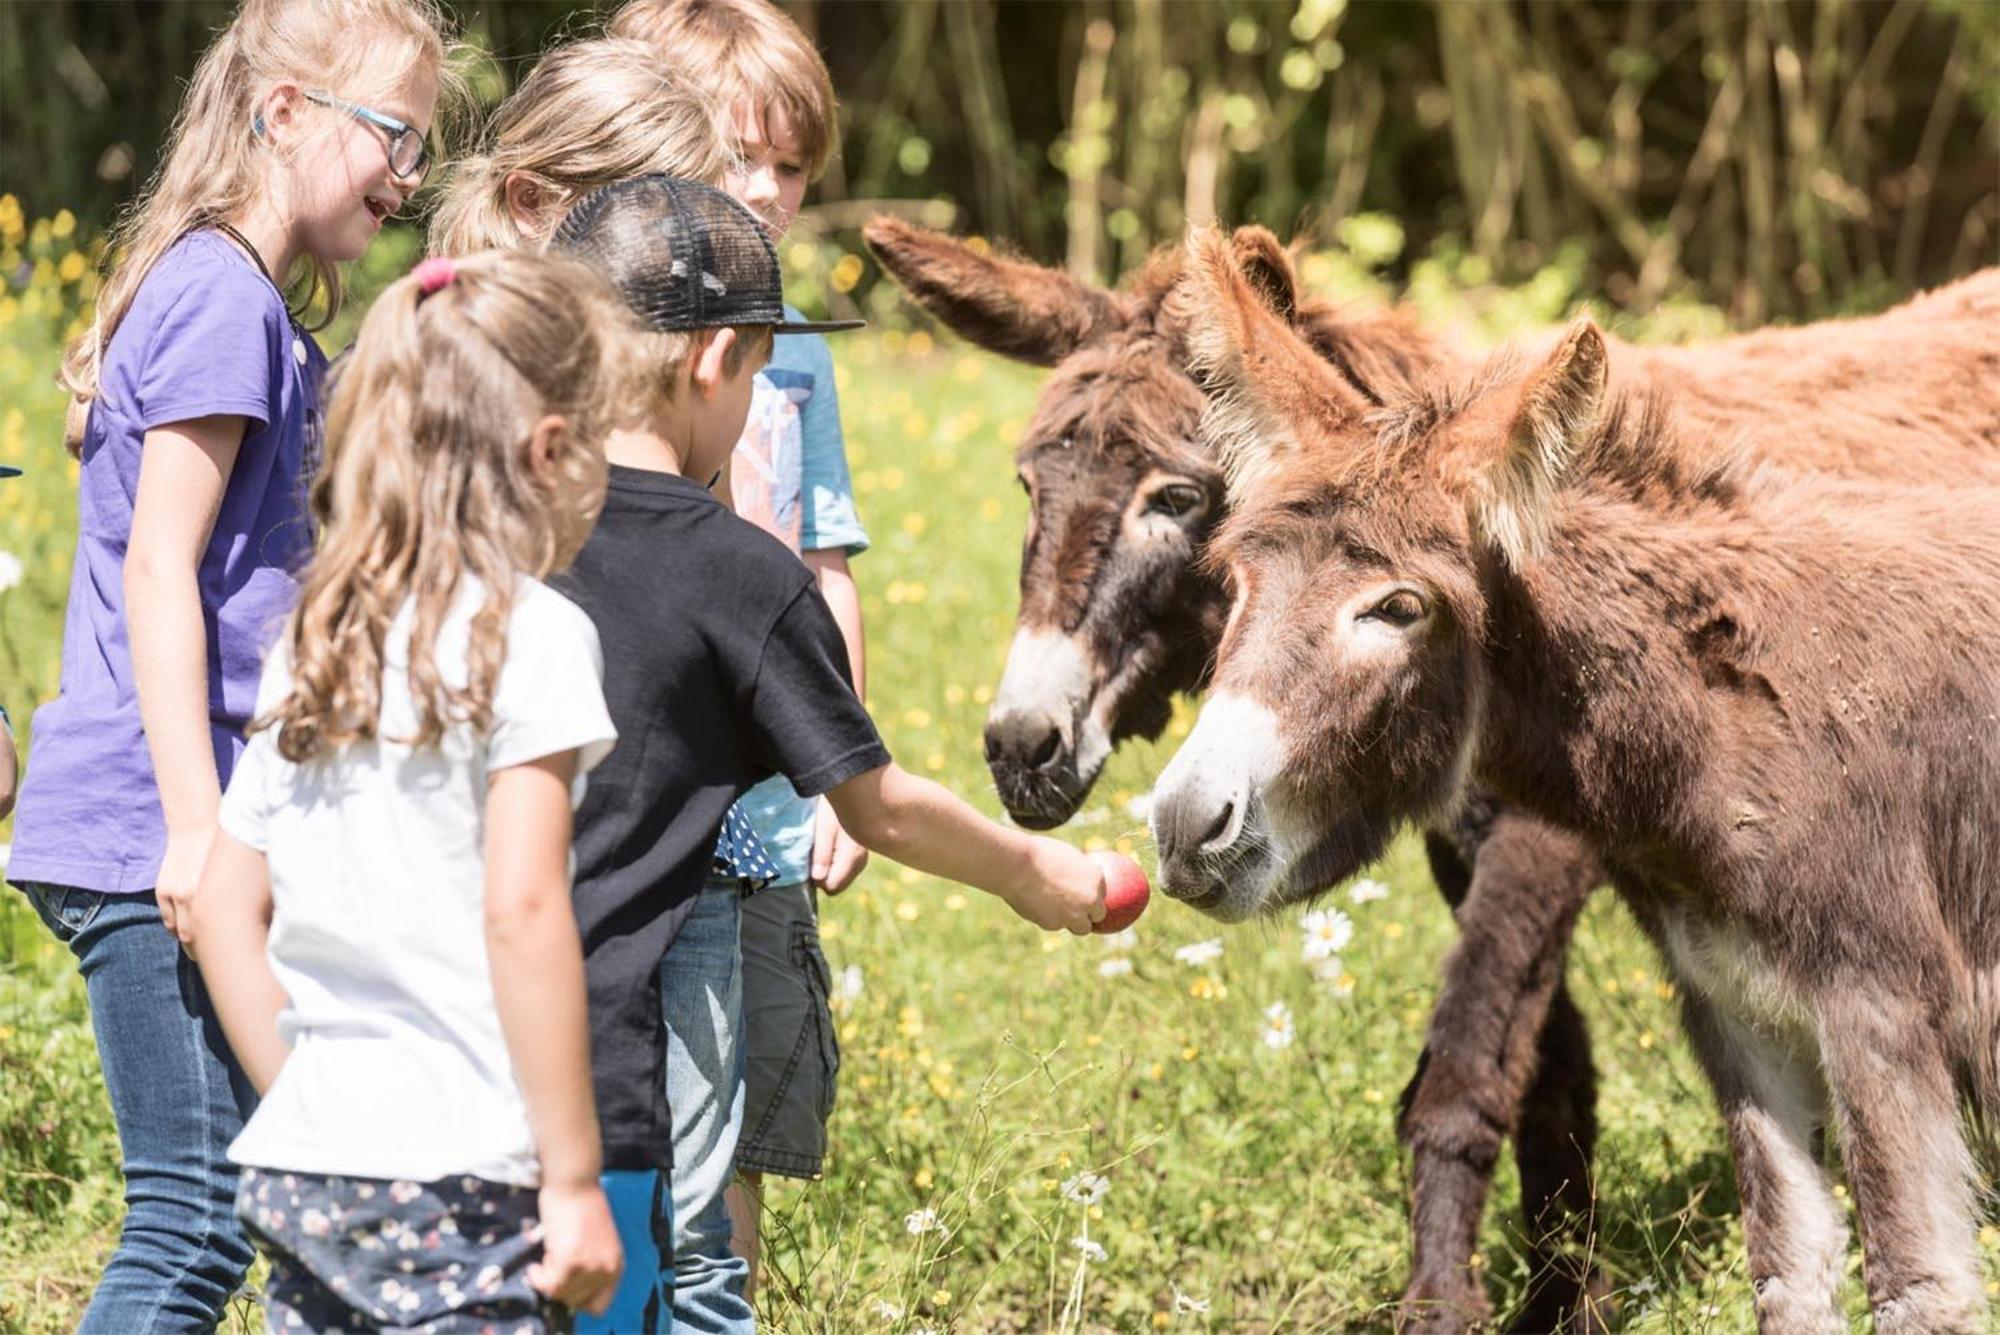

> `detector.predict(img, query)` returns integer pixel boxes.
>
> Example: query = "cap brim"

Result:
[0,465,22,478]
[774,317,866,335]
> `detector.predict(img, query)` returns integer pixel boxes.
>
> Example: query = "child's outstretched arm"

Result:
[826,762,1106,934]
[484,751,623,1318]
[190,831,291,1091]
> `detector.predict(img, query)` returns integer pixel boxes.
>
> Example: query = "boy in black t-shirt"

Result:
[549,178,1108,1331]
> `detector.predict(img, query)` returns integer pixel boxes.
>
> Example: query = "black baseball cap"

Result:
[0,466,20,479]
[552,175,863,337]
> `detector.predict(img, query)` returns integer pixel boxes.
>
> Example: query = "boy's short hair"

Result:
[607,0,839,181]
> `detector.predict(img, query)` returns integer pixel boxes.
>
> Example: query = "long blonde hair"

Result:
[428,37,731,255]
[61,0,461,450]
[260,251,627,763]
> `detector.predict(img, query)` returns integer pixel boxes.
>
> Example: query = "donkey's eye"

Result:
[1147,484,1206,518]
[1367,590,1427,627]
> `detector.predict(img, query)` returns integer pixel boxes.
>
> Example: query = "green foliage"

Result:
[5,1,1994,329]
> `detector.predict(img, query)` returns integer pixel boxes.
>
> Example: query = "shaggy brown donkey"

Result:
[868,217,2000,1332]
[1153,228,2000,1332]
[866,217,1613,1331]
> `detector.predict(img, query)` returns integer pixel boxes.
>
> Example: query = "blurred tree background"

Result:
[2,0,1995,324]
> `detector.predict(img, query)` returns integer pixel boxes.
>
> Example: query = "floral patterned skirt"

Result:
[236,1165,568,1333]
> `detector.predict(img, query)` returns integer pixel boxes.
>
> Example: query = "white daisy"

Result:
[1261,1000,1295,1050]
[833,964,864,1005]
[869,1298,906,1320]
[0,552,22,595]
[1098,956,1134,978]
[1100,927,1138,953]
[903,1206,947,1237]
[1072,1235,1108,1263]
[1300,908,1353,963]
[1173,938,1224,968]
[1124,793,1153,821]
[1348,877,1389,904]
[1060,1171,1109,1205]
[1172,1283,1212,1314]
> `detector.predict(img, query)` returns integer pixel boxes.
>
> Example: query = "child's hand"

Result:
[529,1180,624,1317]
[1003,837,1108,936]
[811,796,869,894]
[158,823,218,954]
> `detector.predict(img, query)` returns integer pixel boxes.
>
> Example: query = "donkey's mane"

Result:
[1373,349,1757,510]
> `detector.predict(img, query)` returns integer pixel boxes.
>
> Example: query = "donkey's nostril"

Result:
[1198,798,1236,852]
[1026,727,1062,771]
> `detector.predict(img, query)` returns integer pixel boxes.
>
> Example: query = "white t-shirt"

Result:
[219,577,617,1187]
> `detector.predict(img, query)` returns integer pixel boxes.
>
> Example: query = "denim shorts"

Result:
[737,881,840,1179]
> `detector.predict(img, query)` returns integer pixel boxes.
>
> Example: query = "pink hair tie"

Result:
[413,256,457,297]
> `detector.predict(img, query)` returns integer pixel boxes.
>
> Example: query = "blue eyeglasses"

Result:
[302,89,432,184]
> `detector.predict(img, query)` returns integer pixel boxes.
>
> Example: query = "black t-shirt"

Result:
[555,466,890,1172]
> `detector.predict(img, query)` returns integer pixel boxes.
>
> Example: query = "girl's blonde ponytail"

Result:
[264,250,628,763]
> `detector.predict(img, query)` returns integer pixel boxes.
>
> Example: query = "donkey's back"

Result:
[1615,267,2000,483]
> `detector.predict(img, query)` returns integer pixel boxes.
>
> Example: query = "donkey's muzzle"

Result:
[984,711,1087,829]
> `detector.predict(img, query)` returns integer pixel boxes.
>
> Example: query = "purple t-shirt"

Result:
[9,231,325,894]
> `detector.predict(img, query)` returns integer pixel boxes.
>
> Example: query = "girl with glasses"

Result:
[8,1,458,1327]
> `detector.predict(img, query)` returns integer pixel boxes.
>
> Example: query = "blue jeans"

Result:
[20,884,257,1332]
[657,880,754,1333]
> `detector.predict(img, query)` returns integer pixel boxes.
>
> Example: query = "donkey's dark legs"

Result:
[1397,808,1603,1333]
[1506,986,1609,1334]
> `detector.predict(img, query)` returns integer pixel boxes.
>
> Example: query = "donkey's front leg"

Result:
[1679,990,1848,1335]
[1398,812,1602,1333]
[1812,980,1983,1334]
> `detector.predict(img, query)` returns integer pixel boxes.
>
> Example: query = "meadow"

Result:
[1,197,1993,1332]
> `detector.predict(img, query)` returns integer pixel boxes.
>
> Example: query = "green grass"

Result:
[3,221,1993,1331]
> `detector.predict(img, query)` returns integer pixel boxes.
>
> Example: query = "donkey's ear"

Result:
[1172,227,1374,505]
[1471,319,1607,567]
[1228,225,1298,323]
[862,216,1125,366]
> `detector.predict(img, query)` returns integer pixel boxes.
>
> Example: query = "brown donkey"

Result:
[867,216,1615,1331]
[1153,228,2000,1332]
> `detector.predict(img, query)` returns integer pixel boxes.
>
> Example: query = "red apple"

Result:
[1089,850,1151,933]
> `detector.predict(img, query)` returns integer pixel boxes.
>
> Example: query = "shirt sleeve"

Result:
[134,254,282,432]
[218,639,296,850]
[793,333,870,556]
[488,585,620,783]
[745,584,890,796]
[217,730,279,852]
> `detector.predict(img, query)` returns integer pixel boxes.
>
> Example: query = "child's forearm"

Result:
[828,764,1038,902]
[485,757,603,1190]
[488,896,601,1187]
[127,562,222,831]
[191,833,291,1092]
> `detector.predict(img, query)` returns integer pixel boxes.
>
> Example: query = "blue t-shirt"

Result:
[723,319,868,885]
[10,231,324,894]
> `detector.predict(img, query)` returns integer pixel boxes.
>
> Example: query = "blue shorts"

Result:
[573,1168,672,1334]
